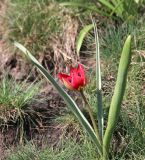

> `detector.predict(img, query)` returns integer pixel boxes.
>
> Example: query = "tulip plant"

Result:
[14,24,132,159]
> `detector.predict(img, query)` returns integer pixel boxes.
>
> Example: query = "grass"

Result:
[0,77,39,110]
[6,137,99,160]
[54,113,82,133]
[6,0,63,55]
[117,59,145,159]
[0,76,41,142]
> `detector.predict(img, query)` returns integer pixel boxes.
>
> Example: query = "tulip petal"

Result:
[58,73,74,90]
[76,64,86,87]
[62,78,74,90]
[77,64,86,85]
[58,73,69,82]
[58,63,86,90]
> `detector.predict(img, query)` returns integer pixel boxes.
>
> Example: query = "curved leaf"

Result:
[14,42,103,155]
[76,24,93,56]
[60,2,109,17]
[103,35,132,159]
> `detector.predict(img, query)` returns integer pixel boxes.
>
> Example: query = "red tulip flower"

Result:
[58,63,86,90]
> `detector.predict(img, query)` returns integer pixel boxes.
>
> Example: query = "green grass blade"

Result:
[76,24,93,56]
[103,35,132,159]
[110,0,124,18]
[98,0,115,10]
[93,21,104,140]
[14,42,103,155]
[60,2,109,17]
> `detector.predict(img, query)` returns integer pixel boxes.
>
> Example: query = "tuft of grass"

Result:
[6,137,99,160]
[0,76,41,142]
[0,77,39,110]
[6,0,63,55]
[54,112,83,139]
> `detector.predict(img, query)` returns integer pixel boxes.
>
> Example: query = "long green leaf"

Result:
[103,35,132,159]
[14,42,103,154]
[93,21,103,140]
[76,24,93,56]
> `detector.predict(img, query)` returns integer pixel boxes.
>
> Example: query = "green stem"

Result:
[96,89,103,140]
[80,89,101,144]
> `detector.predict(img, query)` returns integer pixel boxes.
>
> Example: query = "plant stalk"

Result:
[80,89,101,144]
[96,89,103,140]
